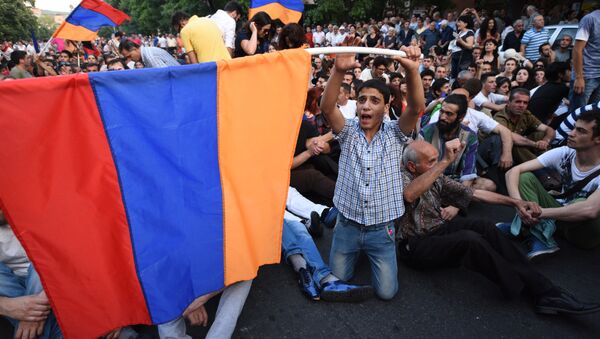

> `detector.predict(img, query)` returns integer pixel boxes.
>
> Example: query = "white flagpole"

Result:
[305,47,418,58]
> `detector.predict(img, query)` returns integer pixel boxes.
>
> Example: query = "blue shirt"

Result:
[334,119,409,225]
[521,27,549,61]
[577,10,600,79]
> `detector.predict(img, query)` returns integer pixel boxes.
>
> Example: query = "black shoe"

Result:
[535,287,600,315]
[320,207,338,228]
[298,268,320,300]
[307,211,323,238]
[320,280,373,302]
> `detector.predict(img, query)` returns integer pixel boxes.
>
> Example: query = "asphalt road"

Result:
[3,202,600,338]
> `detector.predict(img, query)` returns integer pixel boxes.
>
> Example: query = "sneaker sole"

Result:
[535,304,600,315]
[528,247,560,262]
[320,286,373,302]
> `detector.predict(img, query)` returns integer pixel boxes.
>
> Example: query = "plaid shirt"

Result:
[334,119,409,225]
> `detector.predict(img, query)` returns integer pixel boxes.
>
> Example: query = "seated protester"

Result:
[319,46,425,300]
[512,66,536,90]
[494,88,556,165]
[421,78,450,128]
[359,56,390,83]
[528,62,570,125]
[398,140,600,316]
[338,83,357,119]
[495,76,512,96]
[419,94,497,192]
[0,210,63,338]
[421,69,435,105]
[282,188,373,301]
[476,61,493,79]
[234,11,272,58]
[473,73,508,112]
[505,108,600,256]
[434,65,448,80]
[538,43,555,65]
[118,39,179,68]
[451,70,473,91]
[388,81,407,120]
[290,120,336,206]
[428,87,514,185]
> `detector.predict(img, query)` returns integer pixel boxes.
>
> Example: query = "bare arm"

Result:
[511,132,538,147]
[457,35,474,50]
[538,123,556,143]
[319,54,359,134]
[520,43,526,57]
[186,51,198,64]
[473,189,541,223]
[397,46,425,135]
[505,159,545,199]
[240,23,259,55]
[572,40,586,95]
[540,189,600,221]
[493,124,514,170]
[481,101,506,112]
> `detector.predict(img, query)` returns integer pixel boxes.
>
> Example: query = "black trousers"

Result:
[398,217,554,298]
[290,164,335,206]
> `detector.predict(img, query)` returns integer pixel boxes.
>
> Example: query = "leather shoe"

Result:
[320,280,373,302]
[298,268,319,300]
[307,211,323,238]
[535,287,600,315]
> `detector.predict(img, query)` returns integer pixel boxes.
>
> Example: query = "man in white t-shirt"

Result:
[359,56,390,83]
[209,1,243,56]
[0,210,62,338]
[506,108,600,256]
[312,25,325,46]
[472,73,508,112]
[337,83,357,119]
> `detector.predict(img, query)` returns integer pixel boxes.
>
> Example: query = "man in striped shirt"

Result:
[520,15,549,62]
[119,40,180,68]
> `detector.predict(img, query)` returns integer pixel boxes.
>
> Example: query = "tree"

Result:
[0,0,39,41]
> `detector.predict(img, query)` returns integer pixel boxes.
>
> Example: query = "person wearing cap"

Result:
[332,26,347,47]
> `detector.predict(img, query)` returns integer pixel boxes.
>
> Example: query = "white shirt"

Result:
[332,33,347,46]
[158,37,168,48]
[209,9,236,50]
[0,225,30,277]
[429,107,499,134]
[325,32,335,46]
[472,91,507,111]
[359,68,390,83]
[339,100,357,119]
[312,31,325,45]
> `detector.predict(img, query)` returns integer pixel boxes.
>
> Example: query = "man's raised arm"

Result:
[396,46,425,135]
[320,54,360,134]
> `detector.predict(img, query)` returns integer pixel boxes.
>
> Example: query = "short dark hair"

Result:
[344,71,356,80]
[577,108,600,138]
[119,39,140,53]
[357,79,391,104]
[538,42,551,54]
[341,83,351,94]
[373,56,389,69]
[278,23,305,50]
[463,78,483,98]
[545,62,569,82]
[444,94,468,119]
[509,87,531,101]
[389,72,402,82]
[10,50,27,63]
[480,72,497,83]
[223,1,243,15]
[420,69,435,79]
[431,78,449,95]
[458,15,474,29]
[107,58,127,69]
[60,50,73,58]
[171,11,190,30]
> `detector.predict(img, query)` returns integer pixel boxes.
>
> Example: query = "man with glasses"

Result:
[359,56,390,83]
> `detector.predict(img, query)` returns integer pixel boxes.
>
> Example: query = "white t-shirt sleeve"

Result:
[575,17,591,42]
[537,146,570,172]
[470,109,498,134]
[224,20,236,49]
[472,92,487,110]
[490,93,507,104]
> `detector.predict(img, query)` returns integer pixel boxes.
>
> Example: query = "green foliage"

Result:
[0,0,39,41]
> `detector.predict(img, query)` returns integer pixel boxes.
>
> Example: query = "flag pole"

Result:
[304,47,422,58]
[37,1,82,56]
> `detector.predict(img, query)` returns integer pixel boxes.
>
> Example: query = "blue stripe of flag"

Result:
[88,64,224,323]
[67,6,120,31]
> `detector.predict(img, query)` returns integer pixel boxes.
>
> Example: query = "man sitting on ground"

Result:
[397,140,600,316]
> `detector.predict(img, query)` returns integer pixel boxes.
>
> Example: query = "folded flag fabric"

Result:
[0,49,310,338]
[52,0,130,41]
[249,0,304,24]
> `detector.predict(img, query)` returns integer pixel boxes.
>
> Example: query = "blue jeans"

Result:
[0,263,62,339]
[329,213,398,300]
[282,219,331,288]
[569,77,600,113]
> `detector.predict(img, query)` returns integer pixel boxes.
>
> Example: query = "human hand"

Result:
[15,320,45,339]
[394,45,421,71]
[452,32,459,39]
[498,153,513,170]
[515,200,541,225]
[441,206,460,221]
[307,139,325,156]
[3,294,50,321]
[333,53,360,72]
[185,305,208,327]
[249,22,257,34]
[183,293,213,319]
[535,140,549,151]
[442,138,465,163]
[574,77,585,95]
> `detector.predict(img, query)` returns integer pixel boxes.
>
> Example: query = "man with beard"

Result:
[419,94,495,190]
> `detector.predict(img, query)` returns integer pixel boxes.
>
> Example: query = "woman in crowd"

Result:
[495,76,512,96]
[234,11,272,57]
[511,66,535,90]
[304,26,314,47]
[477,17,500,45]
[534,67,546,87]
[363,25,382,48]
[449,15,475,79]
[480,38,500,72]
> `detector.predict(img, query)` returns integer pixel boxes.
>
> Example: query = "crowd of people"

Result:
[1,1,600,338]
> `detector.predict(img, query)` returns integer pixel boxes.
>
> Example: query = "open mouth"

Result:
[360,114,373,123]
